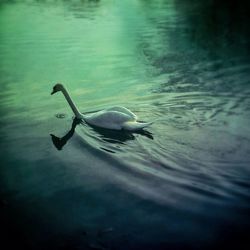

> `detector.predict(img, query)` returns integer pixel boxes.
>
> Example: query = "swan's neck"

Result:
[61,87,83,119]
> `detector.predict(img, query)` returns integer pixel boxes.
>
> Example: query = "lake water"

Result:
[1,0,250,249]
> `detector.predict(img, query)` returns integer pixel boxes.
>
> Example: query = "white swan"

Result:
[51,83,153,131]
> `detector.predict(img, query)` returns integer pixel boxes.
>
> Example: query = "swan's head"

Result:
[51,83,64,95]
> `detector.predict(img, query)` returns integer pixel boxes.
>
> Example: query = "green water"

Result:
[1,1,250,249]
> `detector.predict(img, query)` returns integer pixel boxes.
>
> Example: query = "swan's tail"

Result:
[122,121,153,131]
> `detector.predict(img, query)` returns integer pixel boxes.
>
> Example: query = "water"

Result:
[1,0,250,249]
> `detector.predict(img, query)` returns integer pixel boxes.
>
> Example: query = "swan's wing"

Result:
[105,106,137,120]
[85,111,133,130]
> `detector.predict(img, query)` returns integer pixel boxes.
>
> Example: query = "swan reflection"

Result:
[91,124,154,143]
[50,117,81,150]
[50,118,153,151]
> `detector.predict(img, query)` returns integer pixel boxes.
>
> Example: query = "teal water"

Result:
[1,0,250,249]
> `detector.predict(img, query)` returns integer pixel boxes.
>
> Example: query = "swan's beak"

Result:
[51,90,56,95]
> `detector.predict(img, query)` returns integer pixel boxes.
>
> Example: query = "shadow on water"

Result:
[51,118,154,150]
[140,0,250,76]
[173,0,250,56]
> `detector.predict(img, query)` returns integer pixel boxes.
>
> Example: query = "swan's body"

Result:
[51,83,152,131]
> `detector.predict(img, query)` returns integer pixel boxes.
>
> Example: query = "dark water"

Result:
[1,0,250,249]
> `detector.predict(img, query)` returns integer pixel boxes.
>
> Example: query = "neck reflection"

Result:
[50,118,80,150]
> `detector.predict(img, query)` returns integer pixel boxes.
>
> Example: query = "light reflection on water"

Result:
[0,0,250,249]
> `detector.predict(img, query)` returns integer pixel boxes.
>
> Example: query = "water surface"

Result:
[1,0,250,249]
